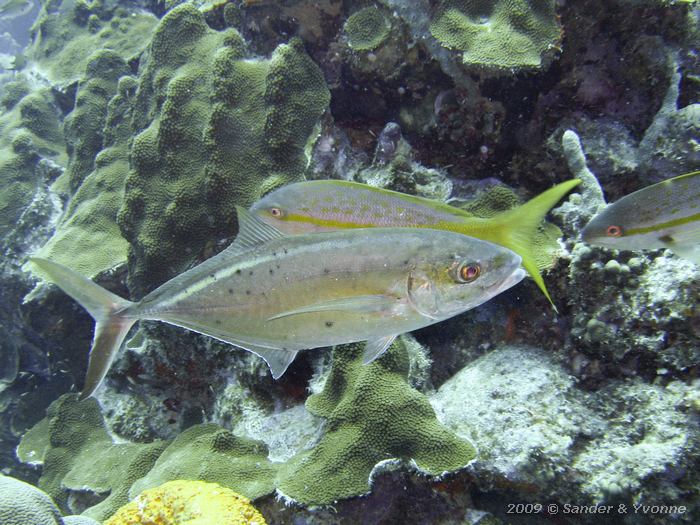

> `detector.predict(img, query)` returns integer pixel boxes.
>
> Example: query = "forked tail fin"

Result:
[485,179,581,312]
[29,258,137,399]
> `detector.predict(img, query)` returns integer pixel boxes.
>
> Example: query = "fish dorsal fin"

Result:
[224,206,286,256]
[362,335,397,364]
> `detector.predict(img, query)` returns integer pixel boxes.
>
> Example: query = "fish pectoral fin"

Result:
[362,335,397,364]
[242,344,298,379]
[267,295,396,321]
[659,226,700,265]
[666,243,700,265]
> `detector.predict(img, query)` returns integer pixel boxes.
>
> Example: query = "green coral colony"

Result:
[1,0,699,523]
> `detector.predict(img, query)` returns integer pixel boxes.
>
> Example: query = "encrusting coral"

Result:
[127,424,277,502]
[105,480,267,525]
[343,6,392,51]
[276,340,476,505]
[429,0,561,72]
[19,395,168,522]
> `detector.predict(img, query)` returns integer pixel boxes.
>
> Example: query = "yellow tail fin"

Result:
[484,179,581,312]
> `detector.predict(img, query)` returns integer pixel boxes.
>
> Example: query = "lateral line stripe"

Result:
[625,212,700,236]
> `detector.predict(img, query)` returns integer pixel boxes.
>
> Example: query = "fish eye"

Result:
[270,207,284,218]
[456,262,481,283]
[606,225,623,237]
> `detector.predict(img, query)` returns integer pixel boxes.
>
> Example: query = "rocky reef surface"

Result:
[1,0,699,524]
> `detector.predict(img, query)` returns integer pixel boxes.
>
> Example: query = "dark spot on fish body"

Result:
[249,270,254,276]
[235,269,241,275]
[659,234,675,243]
[325,321,334,328]
[276,264,281,269]
[403,259,410,266]
[269,268,274,275]
[215,319,222,325]
[228,288,234,294]
[209,273,215,279]
[283,248,288,254]
[246,290,251,295]
[323,268,330,274]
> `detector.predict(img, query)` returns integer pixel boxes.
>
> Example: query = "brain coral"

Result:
[118,4,330,295]
[276,340,476,505]
[0,474,63,525]
[343,6,392,51]
[105,480,267,525]
[429,0,561,72]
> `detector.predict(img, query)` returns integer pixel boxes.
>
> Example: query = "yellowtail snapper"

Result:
[251,179,580,308]
[30,208,524,399]
[582,171,700,264]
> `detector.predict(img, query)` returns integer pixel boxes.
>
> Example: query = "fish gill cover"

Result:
[0,0,699,524]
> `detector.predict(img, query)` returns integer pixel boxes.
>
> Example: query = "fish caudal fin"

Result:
[486,179,581,311]
[29,258,137,399]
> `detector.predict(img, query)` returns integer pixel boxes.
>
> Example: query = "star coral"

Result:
[276,340,476,505]
[429,0,561,72]
[104,480,267,525]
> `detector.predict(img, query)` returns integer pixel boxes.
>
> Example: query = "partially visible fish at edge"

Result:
[29,207,524,399]
[582,171,700,264]
[250,178,581,309]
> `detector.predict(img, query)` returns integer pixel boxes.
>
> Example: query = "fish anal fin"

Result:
[362,335,397,364]
[659,226,700,265]
[245,345,298,379]
[267,295,396,321]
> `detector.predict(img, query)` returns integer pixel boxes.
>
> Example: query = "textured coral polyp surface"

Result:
[430,0,561,71]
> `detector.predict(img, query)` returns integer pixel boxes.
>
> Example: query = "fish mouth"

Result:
[497,268,526,294]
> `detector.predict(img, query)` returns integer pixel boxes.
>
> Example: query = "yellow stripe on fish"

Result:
[582,171,700,264]
[250,179,581,309]
[29,207,524,399]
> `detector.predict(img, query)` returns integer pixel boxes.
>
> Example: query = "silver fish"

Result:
[30,208,524,399]
[582,171,700,263]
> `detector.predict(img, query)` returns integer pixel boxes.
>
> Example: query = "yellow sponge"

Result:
[104,480,267,525]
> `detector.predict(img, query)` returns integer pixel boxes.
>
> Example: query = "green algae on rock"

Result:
[277,340,476,505]
[119,4,330,295]
[429,0,561,72]
[128,424,277,501]
[343,6,392,51]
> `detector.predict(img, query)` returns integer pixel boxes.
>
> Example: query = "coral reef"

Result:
[31,51,133,279]
[429,0,562,72]
[128,424,277,501]
[277,341,476,505]
[2,0,699,523]
[19,395,168,521]
[343,6,391,52]
[120,4,330,295]
[105,480,267,525]
[0,474,100,525]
